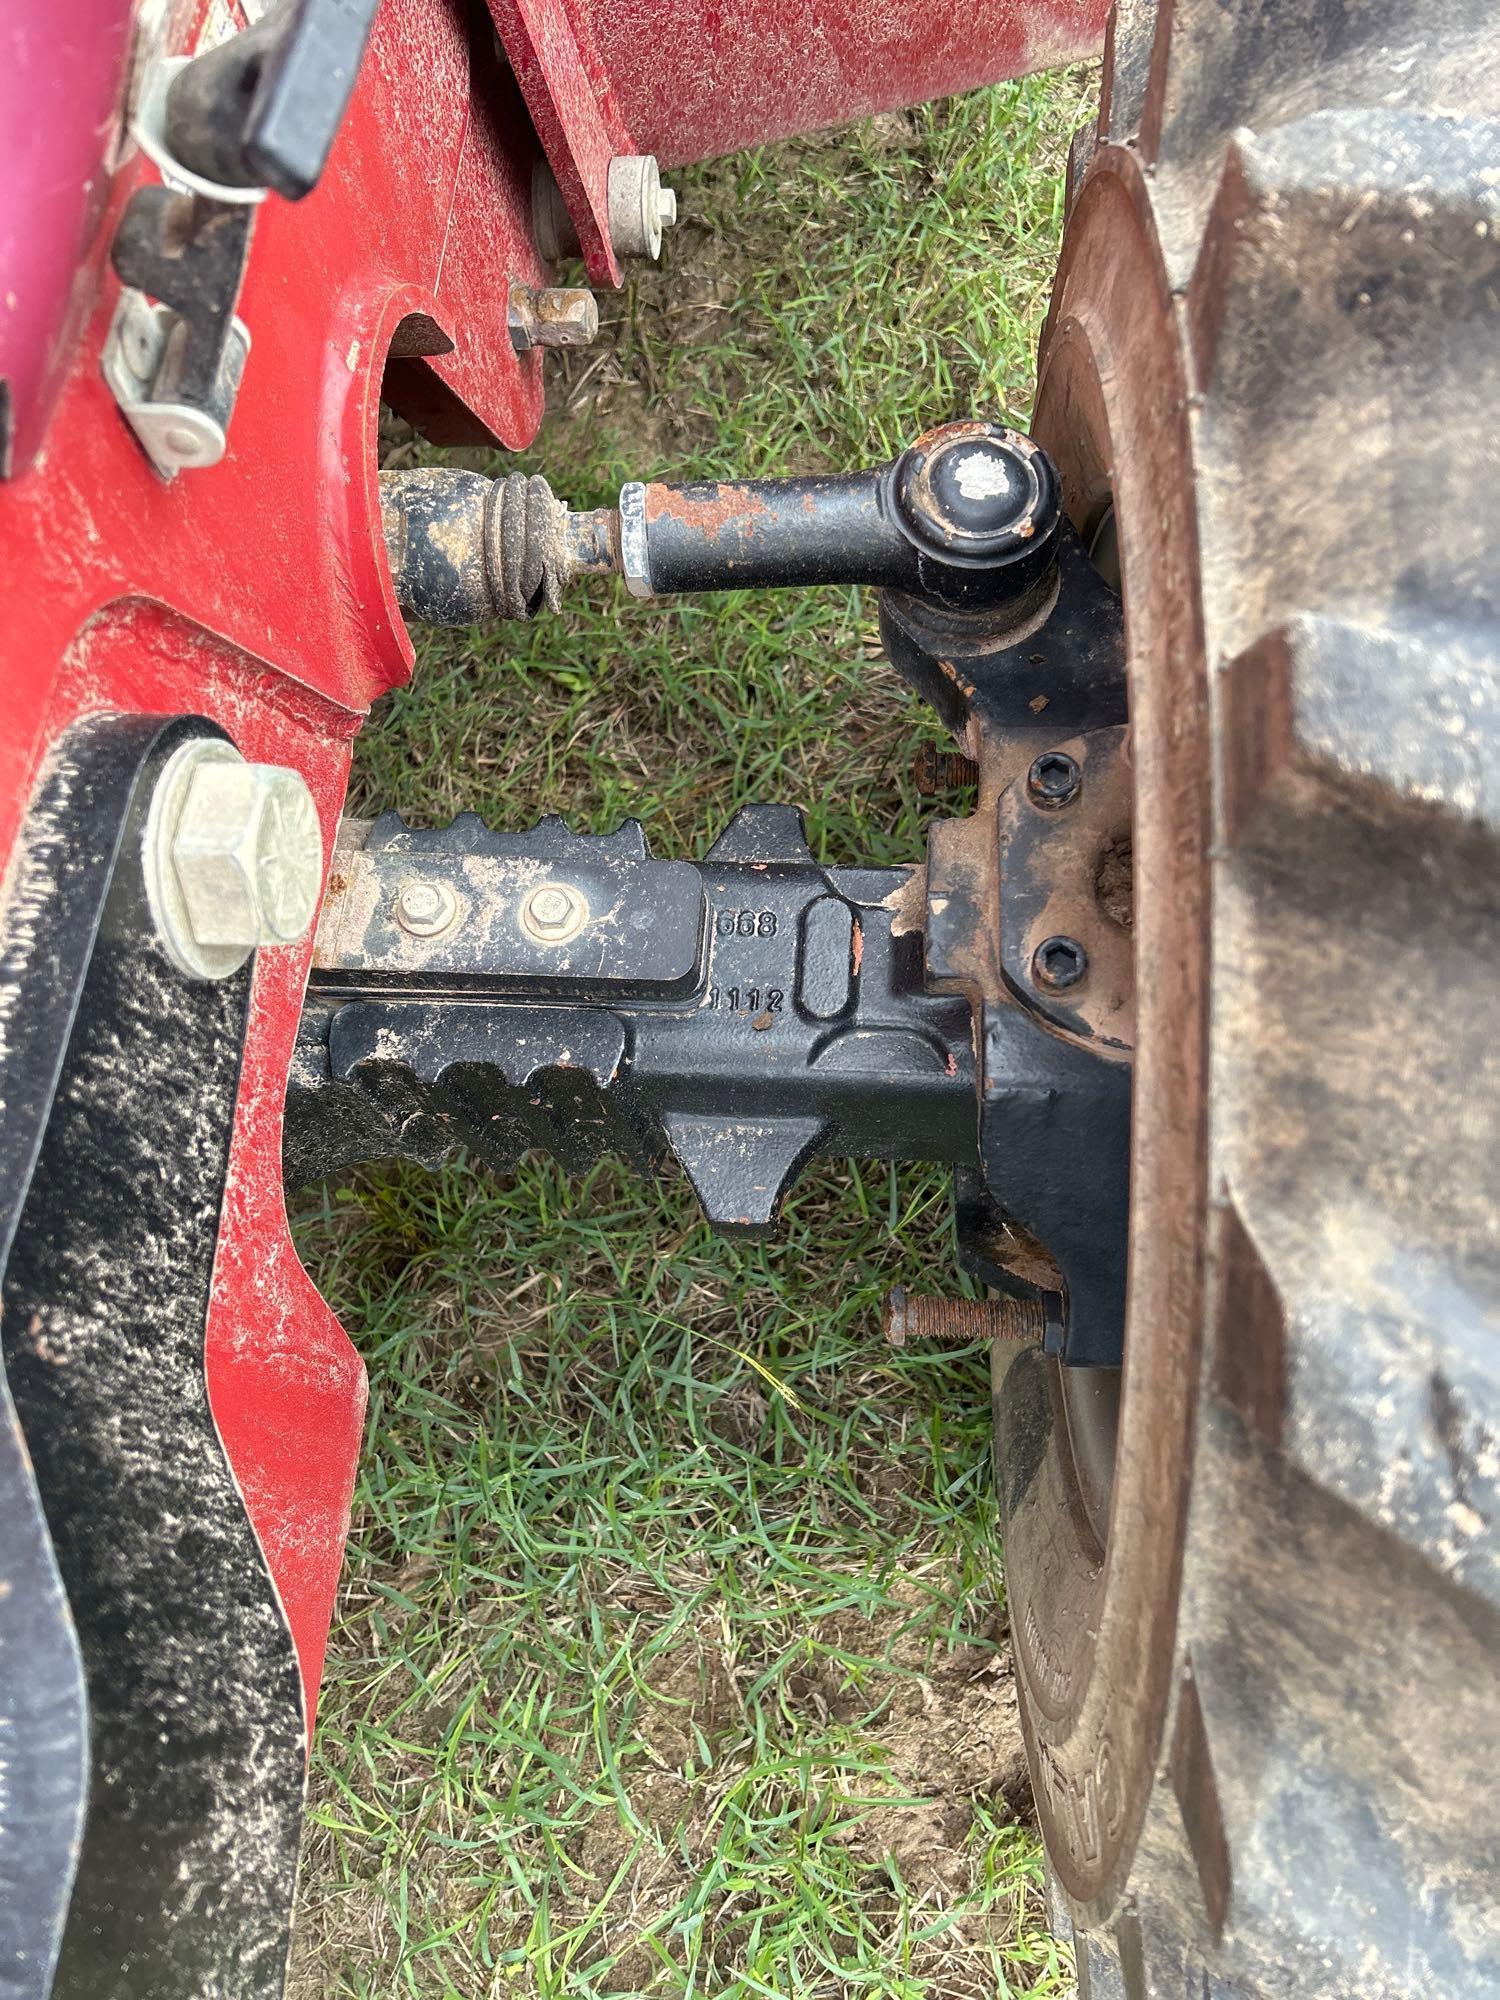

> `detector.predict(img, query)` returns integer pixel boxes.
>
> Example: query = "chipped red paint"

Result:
[1,0,1107,1739]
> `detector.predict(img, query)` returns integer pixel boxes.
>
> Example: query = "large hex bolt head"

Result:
[143,738,323,981]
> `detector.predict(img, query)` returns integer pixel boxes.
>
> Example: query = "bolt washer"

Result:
[142,736,322,981]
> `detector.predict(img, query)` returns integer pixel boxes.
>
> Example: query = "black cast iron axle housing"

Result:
[323,422,1133,1366]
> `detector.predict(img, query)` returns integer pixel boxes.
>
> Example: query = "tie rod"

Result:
[378,421,1063,623]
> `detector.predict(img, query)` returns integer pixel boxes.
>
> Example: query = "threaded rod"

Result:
[884,1287,1046,1346]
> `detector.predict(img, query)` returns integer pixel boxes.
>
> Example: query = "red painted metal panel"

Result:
[483,0,629,285]
[574,0,1110,166]
[0,0,135,475]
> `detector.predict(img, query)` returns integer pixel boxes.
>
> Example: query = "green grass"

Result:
[290,68,1091,2000]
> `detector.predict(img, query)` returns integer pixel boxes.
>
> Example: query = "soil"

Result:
[556,1577,1033,1990]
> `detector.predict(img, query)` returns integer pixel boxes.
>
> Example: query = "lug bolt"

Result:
[1032,935,1089,991]
[884,1287,1045,1346]
[395,879,459,937]
[913,743,980,794]
[521,881,588,943]
[1026,750,1082,809]
[508,284,599,354]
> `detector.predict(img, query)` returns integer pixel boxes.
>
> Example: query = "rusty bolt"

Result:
[521,881,588,944]
[912,743,980,794]
[508,284,599,354]
[395,879,459,938]
[1032,935,1089,991]
[884,1287,1046,1346]
[145,738,322,981]
[1026,749,1081,809]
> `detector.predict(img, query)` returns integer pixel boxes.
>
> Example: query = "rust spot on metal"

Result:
[907,417,997,455]
[935,656,978,698]
[1095,835,1134,931]
[644,481,771,545]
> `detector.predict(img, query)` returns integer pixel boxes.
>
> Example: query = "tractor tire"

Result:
[991,3,1500,1994]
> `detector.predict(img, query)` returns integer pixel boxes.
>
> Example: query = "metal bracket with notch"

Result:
[101,285,251,479]
[104,0,382,477]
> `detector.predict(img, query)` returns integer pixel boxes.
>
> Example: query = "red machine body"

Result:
[0,0,1107,1730]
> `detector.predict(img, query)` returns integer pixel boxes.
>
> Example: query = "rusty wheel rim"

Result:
[995,134,1213,1919]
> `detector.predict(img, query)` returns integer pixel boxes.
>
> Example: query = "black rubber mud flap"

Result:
[0,717,306,1999]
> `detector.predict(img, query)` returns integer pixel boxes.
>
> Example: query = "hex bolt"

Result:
[1027,749,1082,809]
[884,1287,1045,1346]
[394,879,459,937]
[607,154,678,260]
[521,881,588,944]
[1031,934,1089,991]
[508,284,599,354]
[143,737,323,982]
[913,743,980,794]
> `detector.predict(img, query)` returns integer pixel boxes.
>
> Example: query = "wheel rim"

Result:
[993,129,1213,1919]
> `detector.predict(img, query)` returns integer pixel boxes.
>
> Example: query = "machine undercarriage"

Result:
[2,0,1497,1994]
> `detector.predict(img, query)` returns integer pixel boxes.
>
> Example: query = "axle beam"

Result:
[288,803,978,1234]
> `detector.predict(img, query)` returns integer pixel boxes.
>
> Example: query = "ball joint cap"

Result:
[892,422,1061,570]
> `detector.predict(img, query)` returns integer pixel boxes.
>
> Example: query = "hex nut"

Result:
[606,155,678,260]
[508,285,599,354]
[521,881,588,943]
[617,481,653,599]
[144,738,323,981]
